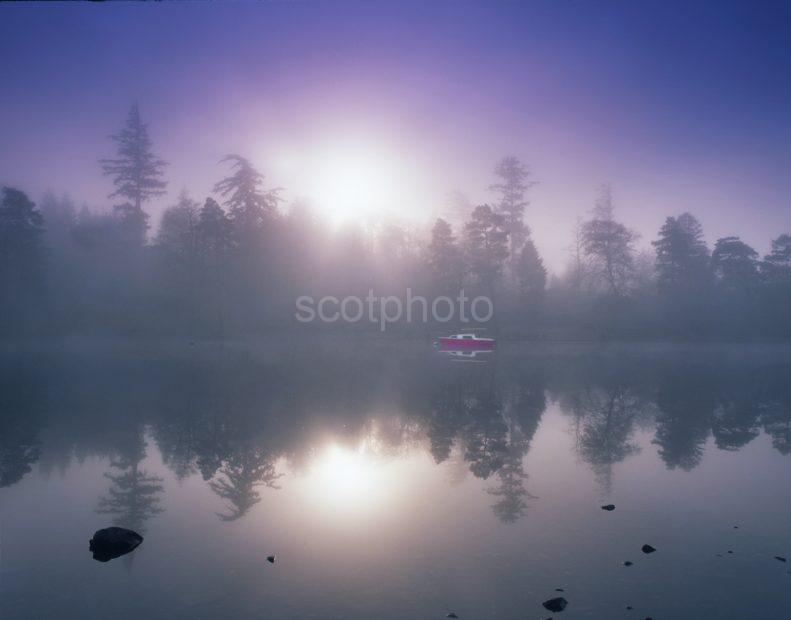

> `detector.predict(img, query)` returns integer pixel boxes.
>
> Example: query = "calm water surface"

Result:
[1,340,790,619]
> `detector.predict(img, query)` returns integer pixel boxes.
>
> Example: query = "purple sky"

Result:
[1,1,790,269]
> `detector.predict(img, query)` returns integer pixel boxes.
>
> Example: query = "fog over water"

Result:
[1,341,791,618]
[2,3,791,619]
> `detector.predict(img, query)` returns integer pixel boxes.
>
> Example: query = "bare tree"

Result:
[581,185,638,296]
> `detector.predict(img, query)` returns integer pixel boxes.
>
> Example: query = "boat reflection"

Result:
[436,348,494,363]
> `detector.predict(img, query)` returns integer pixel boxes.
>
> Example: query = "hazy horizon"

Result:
[2,1,790,270]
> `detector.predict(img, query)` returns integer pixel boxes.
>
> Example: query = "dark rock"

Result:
[727,550,734,554]
[267,555,276,564]
[446,613,459,619]
[775,556,787,562]
[542,597,568,613]
[89,527,143,562]
[641,544,656,554]
[601,504,615,511]
[624,561,633,566]
[626,606,633,610]
[555,588,565,592]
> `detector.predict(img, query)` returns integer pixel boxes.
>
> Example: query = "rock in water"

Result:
[775,556,787,562]
[624,561,634,566]
[267,555,276,564]
[641,544,656,554]
[446,613,459,618]
[601,504,615,511]
[542,597,568,613]
[89,527,143,562]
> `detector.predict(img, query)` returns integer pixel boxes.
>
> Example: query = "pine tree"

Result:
[653,212,711,297]
[0,188,46,324]
[428,218,463,293]
[0,187,45,280]
[213,155,280,235]
[157,191,199,269]
[100,103,167,246]
[197,197,233,262]
[515,238,547,301]
[463,205,510,288]
[490,156,536,262]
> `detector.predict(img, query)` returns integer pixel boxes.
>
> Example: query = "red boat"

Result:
[435,333,496,351]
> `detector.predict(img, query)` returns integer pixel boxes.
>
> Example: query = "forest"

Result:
[2,103,790,341]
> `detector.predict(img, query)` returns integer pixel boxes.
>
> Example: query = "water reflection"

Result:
[564,387,646,494]
[96,431,164,533]
[1,343,791,533]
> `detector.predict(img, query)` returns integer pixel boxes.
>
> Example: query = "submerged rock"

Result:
[641,544,656,554]
[601,504,615,511]
[446,613,459,618]
[555,588,565,592]
[542,597,568,613]
[775,556,787,562]
[267,555,276,564]
[89,527,143,562]
[624,561,634,566]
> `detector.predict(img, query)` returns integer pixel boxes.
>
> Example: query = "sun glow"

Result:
[300,442,397,517]
[309,141,404,225]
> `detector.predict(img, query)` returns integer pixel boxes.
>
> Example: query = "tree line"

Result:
[2,103,790,339]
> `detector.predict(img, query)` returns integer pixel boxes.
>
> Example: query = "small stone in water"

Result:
[641,544,656,554]
[727,550,734,554]
[446,613,459,619]
[775,556,787,562]
[89,527,143,562]
[626,606,633,610]
[542,597,568,613]
[601,504,615,511]
[267,555,276,564]
[624,561,633,566]
[555,588,564,592]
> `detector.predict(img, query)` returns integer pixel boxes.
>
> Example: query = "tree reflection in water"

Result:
[96,429,164,534]
[209,444,282,521]
[2,344,791,527]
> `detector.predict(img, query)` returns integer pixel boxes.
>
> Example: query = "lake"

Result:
[1,340,790,619]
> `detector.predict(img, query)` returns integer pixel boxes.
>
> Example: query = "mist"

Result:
[4,4,791,620]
